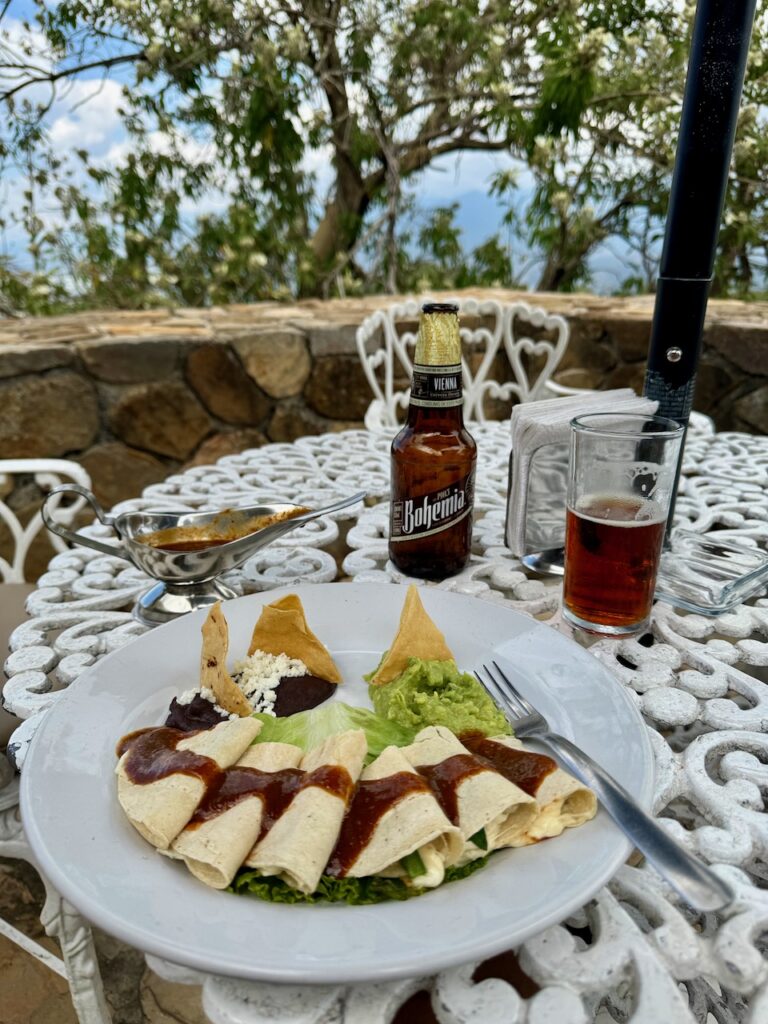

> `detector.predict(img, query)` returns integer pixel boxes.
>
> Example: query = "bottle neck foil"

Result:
[415,311,461,365]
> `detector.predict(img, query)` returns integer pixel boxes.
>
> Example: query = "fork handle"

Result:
[540,731,733,912]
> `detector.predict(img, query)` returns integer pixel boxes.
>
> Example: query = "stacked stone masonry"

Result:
[0,289,765,559]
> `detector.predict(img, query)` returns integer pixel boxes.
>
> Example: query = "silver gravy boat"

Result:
[41,486,366,626]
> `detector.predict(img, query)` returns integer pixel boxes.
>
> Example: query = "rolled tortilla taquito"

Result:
[400,726,538,855]
[244,729,367,893]
[171,742,303,889]
[327,745,462,888]
[463,734,597,843]
[115,717,261,851]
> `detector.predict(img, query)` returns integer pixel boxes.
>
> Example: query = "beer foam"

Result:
[574,494,666,526]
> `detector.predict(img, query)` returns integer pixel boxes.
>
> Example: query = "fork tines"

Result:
[474,661,539,726]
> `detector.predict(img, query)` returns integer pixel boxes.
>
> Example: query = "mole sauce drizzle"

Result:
[187,764,353,841]
[117,725,354,837]
[326,771,431,877]
[116,727,220,788]
[460,733,557,796]
[416,754,489,825]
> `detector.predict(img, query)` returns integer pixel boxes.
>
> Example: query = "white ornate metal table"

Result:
[3,422,768,1024]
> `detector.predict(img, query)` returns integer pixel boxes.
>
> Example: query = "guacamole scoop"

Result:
[368,658,511,737]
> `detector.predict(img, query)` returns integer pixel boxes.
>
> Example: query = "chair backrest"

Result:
[355,296,570,430]
[0,459,92,582]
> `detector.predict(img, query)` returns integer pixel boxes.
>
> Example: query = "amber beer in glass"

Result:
[562,413,684,635]
[389,303,477,579]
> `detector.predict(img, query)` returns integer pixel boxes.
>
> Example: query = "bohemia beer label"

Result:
[390,471,475,542]
[409,363,463,408]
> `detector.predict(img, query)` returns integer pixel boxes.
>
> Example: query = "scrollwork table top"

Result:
[5,422,768,1024]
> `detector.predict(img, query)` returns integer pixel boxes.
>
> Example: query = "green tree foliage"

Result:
[0,0,767,311]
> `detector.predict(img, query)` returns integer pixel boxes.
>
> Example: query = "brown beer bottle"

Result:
[389,303,477,579]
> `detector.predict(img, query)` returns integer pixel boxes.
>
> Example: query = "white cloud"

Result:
[103,127,212,167]
[178,191,229,219]
[301,142,334,195]
[1,18,128,157]
[49,79,126,150]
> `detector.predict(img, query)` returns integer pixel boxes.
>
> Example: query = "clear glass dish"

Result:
[655,530,768,616]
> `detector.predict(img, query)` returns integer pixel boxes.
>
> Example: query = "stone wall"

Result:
[0,288,766,563]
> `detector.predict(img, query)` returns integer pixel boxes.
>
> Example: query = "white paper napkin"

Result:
[505,390,659,556]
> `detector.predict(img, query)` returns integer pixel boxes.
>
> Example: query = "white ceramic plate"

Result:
[21,583,653,984]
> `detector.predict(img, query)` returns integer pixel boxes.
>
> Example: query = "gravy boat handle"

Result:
[255,490,368,539]
[221,491,368,557]
[293,491,367,522]
[41,485,131,561]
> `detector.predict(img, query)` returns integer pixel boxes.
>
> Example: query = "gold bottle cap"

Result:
[415,306,461,366]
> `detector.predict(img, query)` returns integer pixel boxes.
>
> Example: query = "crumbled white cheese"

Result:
[174,686,237,720]
[232,649,308,716]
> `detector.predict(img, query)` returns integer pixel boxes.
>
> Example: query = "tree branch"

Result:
[304,0,366,212]
[590,89,667,106]
[0,51,144,103]
[363,131,514,196]
[394,87,535,122]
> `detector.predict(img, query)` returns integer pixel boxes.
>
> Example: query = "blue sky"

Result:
[1,3,645,294]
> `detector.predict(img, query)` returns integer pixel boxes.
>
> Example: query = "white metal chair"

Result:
[355,296,572,430]
[0,459,92,582]
[0,458,109,1024]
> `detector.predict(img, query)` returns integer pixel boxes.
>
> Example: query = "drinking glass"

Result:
[562,413,685,636]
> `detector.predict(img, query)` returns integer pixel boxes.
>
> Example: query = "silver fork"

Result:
[475,661,734,912]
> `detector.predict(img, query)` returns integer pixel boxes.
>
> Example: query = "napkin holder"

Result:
[505,441,569,575]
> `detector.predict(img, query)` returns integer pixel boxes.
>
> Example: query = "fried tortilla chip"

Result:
[248,595,342,684]
[200,603,252,717]
[369,585,455,685]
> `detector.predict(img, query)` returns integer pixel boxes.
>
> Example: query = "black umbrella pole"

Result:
[644,0,756,535]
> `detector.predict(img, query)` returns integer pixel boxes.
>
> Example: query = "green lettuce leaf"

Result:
[230,857,489,905]
[252,702,415,760]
